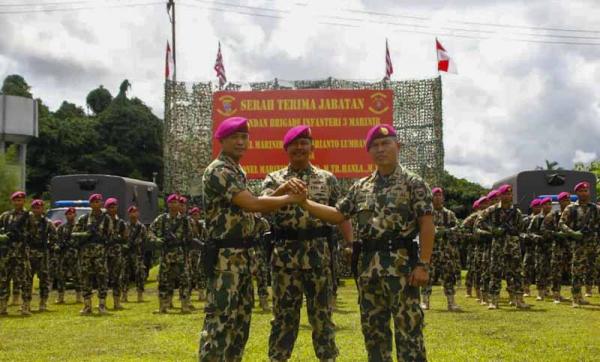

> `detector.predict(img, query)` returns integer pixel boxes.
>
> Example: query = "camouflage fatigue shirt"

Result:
[0,209,35,256]
[475,203,525,236]
[559,201,600,238]
[74,211,111,243]
[262,164,340,269]
[29,215,56,250]
[203,153,255,273]
[149,213,192,246]
[106,215,127,246]
[126,221,147,256]
[336,165,433,278]
[57,222,77,249]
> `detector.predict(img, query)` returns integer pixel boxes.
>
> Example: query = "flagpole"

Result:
[168,0,176,82]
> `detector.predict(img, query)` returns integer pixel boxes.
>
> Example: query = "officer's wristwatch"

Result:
[415,261,430,272]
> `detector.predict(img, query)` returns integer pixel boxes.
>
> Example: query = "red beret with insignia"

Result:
[215,117,249,140]
[365,124,397,150]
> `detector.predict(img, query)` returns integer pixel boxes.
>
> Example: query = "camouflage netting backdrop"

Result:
[163,77,444,196]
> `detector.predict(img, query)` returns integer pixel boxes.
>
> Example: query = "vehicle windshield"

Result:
[46,208,91,223]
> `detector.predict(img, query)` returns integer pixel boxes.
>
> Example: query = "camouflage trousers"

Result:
[27,248,50,299]
[106,245,124,297]
[199,271,253,362]
[188,249,206,292]
[571,239,595,296]
[489,236,523,297]
[422,246,456,297]
[522,239,536,287]
[465,243,475,289]
[49,250,61,290]
[551,240,570,293]
[471,244,484,290]
[535,241,552,292]
[80,244,108,299]
[249,247,269,298]
[358,275,426,362]
[123,254,145,293]
[0,252,32,302]
[451,241,462,285]
[158,249,189,300]
[584,242,598,287]
[56,248,81,293]
[268,267,337,361]
[479,242,492,294]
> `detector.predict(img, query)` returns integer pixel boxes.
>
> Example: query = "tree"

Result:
[0,152,20,211]
[437,170,487,219]
[536,160,563,171]
[86,85,113,115]
[54,101,85,120]
[1,74,32,98]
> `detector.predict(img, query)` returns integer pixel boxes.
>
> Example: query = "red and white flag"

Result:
[165,41,174,80]
[384,38,394,80]
[214,42,227,88]
[436,38,457,74]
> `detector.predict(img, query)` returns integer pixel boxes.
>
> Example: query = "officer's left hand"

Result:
[408,266,429,287]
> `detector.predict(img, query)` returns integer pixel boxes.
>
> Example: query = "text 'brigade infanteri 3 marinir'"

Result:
[262,125,353,362]
[559,181,600,308]
[421,187,461,312]
[0,191,34,316]
[124,206,148,303]
[300,124,434,362]
[475,184,530,310]
[74,193,111,315]
[149,194,192,314]
[55,207,82,304]
[198,117,306,362]
[28,199,57,312]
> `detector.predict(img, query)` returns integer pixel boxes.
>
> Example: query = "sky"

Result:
[0,0,599,187]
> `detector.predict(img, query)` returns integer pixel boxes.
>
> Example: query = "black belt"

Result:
[274,226,330,241]
[215,238,255,249]
[362,238,413,252]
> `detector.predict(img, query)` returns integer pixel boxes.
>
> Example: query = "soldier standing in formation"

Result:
[75,193,110,315]
[0,191,33,315]
[150,194,192,314]
[55,207,82,304]
[559,181,599,308]
[301,124,434,361]
[104,198,127,310]
[522,198,542,296]
[462,196,486,300]
[262,125,353,362]
[544,191,572,303]
[28,199,55,312]
[188,207,206,302]
[528,197,553,301]
[421,187,461,311]
[478,190,498,306]
[124,206,148,303]
[198,117,305,362]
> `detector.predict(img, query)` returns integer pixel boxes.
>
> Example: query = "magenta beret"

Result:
[65,207,76,215]
[540,197,552,205]
[530,199,541,208]
[365,124,397,150]
[497,184,512,195]
[88,194,103,202]
[557,192,570,201]
[179,196,188,204]
[128,206,138,213]
[487,190,499,199]
[283,125,311,149]
[473,199,481,209]
[10,191,26,200]
[574,181,590,192]
[31,199,44,207]
[215,116,249,140]
[189,207,200,215]
[431,187,443,195]
[166,194,179,203]
[104,197,118,208]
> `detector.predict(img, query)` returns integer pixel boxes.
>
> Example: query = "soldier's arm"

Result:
[474,208,493,234]
[148,216,162,242]
[559,206,575,233]
[418,214,435,264]
[301,200,346,225]
[233,191,304,213]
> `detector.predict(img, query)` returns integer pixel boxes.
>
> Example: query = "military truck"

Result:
[493,170,596,212]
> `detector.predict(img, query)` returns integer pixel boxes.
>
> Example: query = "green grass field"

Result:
[1,270,600,362]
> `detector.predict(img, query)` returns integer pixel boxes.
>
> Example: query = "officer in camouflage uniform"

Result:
[188,207,207,302]
[528,197,553,301]
[559,181,600,307]
[421,187,461,311]
[263,125,353,362]
[522,199,542,296]
[476,190,498,306]
[476,184,530,309]
[124,206,148,303]
[27,199,56,312]
[150,194,192,314]
[0,191,34,316]
[199,117,304,362]
[55,207,82,304]
[462,197,486,299]
[103,198,127,310]
[75,193,111,315]
[543,192,572,304]
[250,214,271,312]
[302,124,434,362]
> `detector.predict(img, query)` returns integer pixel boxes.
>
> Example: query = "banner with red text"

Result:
[212,89,394,179]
